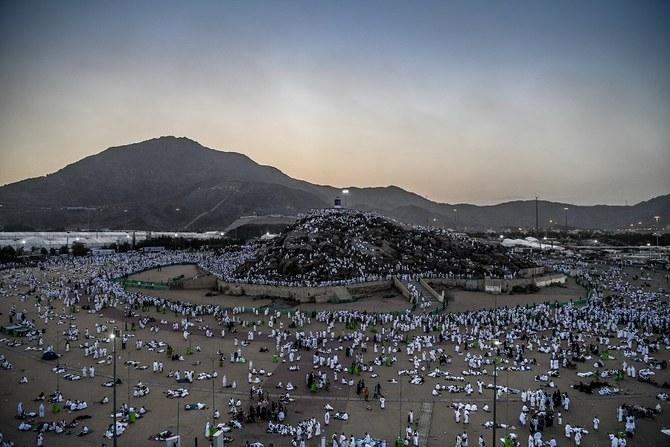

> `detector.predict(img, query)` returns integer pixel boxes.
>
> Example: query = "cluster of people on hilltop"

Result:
[29,208,539,291]
[231,208,535,287]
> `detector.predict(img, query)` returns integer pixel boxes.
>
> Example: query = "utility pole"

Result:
[211,358,216,438]
[111,329,118,447]
[399,376,402,438]
[493,355,497,447]
[127,347,131,409]
[535,197,539,237]
[56,325,60,393]
[492,292,498,447]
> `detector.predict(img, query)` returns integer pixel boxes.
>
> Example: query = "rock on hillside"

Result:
[233,209,536,286]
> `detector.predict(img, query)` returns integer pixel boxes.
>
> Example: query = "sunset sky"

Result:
[1,0,669,205]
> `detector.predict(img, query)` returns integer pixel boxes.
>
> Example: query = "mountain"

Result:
[0,136,667,231]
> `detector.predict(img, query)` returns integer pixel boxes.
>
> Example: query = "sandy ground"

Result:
[434,277,587,313]
[128,265,203,284]
[130,264,411,313]
[298,290,410,313]
[128,287,275,309]
[0,265,668,447]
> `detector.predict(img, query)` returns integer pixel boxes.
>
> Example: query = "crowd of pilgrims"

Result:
[28,209,537,291]
[0,244,668,446]
[232,209,536,287]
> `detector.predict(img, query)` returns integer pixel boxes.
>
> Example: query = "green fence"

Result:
[122,280,169,290]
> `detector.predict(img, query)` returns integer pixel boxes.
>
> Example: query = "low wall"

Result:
[348,280,393,297]
[427,273,567,295]
[427,278,485,291]
[534,273,566,288]
[216,279,392,304]
[518,266,546,278]
[484,278,503,294]
[217,281,336,303]
[182,275,217,289]
[393,277,412,302]
[419,277,443,303]
[214,272,567,303]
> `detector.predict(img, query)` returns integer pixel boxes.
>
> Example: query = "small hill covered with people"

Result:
[232,209,536,286]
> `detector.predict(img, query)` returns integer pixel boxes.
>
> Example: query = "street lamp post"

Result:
[655,216,661,247]
[398,374,402,439]
[127,347,131,410]
[492,294,499,447]
[56,325,61,393]
[563,208,569,235]
[492,353,497,447]
[111,330,118,447]
[211,358,216,438]
[341,189,349,208]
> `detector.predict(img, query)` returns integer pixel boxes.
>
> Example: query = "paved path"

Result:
[407,279,440,305]
[417,401,433,447]
[183,190,233,230]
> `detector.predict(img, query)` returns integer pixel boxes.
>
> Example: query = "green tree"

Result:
[71,242,89,257]
[0,246,17,263]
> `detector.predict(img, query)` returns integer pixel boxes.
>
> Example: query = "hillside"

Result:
[231,209,535,286]
[0,136,667,231]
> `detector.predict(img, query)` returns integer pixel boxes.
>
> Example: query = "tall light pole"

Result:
[492,344,499,447]
[341,189,349,208]
[127,345,131,413]
[655,216,661,247]
[111,330,118,447]
[492,291,500,447]
[398,369,404,444]
[56,324,60,394]
[211,358,216,438]
[540,197,544,238]
[453,208,458,230]
[563,208,569,235]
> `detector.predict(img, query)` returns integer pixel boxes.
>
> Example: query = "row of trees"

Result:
[0,236,240,264]
[0,246,19,263]
[0,242,89,263]
[472,230,669,246]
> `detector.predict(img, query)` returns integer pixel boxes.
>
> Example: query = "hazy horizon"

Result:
[2,134,668,207]
[1,1,669,206]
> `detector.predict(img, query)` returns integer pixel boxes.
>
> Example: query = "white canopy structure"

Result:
[501,236,563,251]
[0,231,224,250]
